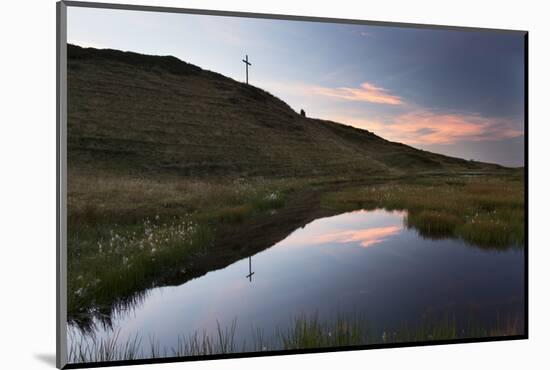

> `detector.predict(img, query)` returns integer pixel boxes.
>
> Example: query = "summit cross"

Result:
[242,54,252,84]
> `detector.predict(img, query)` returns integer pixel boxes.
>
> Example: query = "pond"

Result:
[69,209,524,355]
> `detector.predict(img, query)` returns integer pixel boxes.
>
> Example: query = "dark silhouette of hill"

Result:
[67,44,502,177]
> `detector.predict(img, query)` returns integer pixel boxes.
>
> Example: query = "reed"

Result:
[68,313,523,364]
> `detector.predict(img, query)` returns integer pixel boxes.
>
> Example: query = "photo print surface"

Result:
[60,2,527,367]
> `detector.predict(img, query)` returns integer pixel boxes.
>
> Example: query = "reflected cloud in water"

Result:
[314,226,402,248]
[277,209,405,249]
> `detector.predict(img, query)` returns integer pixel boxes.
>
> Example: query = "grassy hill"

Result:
[67,44,500,178]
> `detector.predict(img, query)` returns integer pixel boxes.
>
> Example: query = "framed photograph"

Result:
[56,1,528,368]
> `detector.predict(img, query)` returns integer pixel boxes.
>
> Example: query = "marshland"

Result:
[66,44,525,363]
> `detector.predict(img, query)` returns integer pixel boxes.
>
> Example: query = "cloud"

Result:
[313,226,402,248]
[259,80,522,146]
[307,82,404,105]
[334,110,523,145]
[279,224,403,249]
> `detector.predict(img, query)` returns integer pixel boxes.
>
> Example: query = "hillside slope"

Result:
[67,44,500,178]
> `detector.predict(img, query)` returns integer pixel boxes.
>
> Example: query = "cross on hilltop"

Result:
[242,54,251,84]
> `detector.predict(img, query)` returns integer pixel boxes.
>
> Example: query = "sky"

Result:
[67,6,526,167]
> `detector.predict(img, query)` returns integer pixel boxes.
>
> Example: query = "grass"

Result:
[68,172,295,227]
[321,173,524,249]
[68,313,523,363]
[68,330,143,363]
[68,215,212,325]
[277,314,364,349]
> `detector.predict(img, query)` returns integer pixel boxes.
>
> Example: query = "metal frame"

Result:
[57,2,68,368]
[56,1,529,368]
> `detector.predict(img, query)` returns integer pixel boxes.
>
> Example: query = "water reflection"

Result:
[69,208,524,358]
[246,256,255,282]
[277,210,405,249]
[306,225,402,248]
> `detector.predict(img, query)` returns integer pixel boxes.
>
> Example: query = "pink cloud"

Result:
[334,111,523,145]
[307,82,403,105]
[312,226,402,248]
[260,80,522,146]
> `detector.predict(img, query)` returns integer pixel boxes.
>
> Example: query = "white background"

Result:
[1,0,548,369]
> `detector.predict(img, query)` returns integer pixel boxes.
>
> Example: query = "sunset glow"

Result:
[337,110,523,145]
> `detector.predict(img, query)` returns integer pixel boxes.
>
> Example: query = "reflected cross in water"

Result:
[245,256,255,282]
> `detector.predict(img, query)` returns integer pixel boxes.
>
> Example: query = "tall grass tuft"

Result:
[277,314,364,349]
[68,215,213,324]
[68,312,523,364]
[68,330,143,363]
